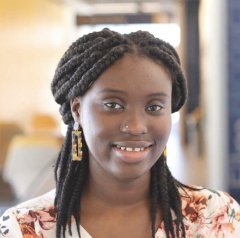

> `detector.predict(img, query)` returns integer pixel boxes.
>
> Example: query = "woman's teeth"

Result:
[116,145,146,152]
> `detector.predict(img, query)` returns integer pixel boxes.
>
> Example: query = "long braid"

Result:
[57,161,80,238]
[151,157,186,238]
[166,166,186,238]
[55,130,89,238]
[54,125,72,205]
[51,28,189,238]
[159,157,174,237]
[54,125,72,182]
[67,133,89,237]
[150,160,160,238]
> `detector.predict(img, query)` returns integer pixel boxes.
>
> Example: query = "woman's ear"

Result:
[70,97,81,125]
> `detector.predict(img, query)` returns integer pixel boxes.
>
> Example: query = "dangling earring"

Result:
[72,121,83,161]
[163,147,167,160]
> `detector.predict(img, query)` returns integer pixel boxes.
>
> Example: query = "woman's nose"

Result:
[120,110,147,135]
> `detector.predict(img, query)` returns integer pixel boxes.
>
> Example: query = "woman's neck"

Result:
[82,165,151,208]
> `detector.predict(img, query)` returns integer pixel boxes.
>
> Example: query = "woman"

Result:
[0,28,239,238]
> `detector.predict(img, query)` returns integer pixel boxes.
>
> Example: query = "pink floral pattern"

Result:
[16,206,56,238]
[0,188,240,237]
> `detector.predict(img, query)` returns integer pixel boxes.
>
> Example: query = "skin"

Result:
[71,54,172,238]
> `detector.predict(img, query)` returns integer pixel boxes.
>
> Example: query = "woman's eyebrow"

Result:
[98,88,127,95]
[98,89,170,98]
[146,92,170,98]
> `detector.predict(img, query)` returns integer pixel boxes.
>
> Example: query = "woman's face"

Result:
[71,54,172,181]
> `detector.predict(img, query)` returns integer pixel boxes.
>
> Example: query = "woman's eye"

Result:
[146,105,163,112]
[104,102,123,109]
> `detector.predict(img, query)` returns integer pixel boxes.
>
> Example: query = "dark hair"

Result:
[51,28,188,238]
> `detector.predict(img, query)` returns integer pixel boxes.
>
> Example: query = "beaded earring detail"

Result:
[72,122,83,161]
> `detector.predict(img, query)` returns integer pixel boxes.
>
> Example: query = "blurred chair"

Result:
[31,113,59,136]
[2,134,61,202]
[0,122,23,170]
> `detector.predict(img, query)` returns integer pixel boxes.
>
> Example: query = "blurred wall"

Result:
[200,0,228,190]
[0,0,73,132]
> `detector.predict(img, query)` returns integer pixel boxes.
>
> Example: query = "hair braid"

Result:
[57,30,116,67]
[68,45,131,101]
[66,134,89,237]
[150,161,160,238]
[52,28,189,238]
[166,166,186,237]
[55,130,89,238]
[53,36,127,103]
[54,125,72,203]
[56,161,76,238]
[158,157,174,238]
[54,36,125,81]
[150,156,187,238]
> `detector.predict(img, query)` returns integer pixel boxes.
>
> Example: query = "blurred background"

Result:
[0,0,240,214]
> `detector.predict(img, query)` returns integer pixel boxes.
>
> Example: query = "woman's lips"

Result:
[112,143,153,164]
[115,144,147,152]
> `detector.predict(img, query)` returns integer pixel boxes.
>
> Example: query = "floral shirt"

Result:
[0,187,240,238]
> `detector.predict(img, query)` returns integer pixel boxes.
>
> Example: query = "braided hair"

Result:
[51,28,188,238]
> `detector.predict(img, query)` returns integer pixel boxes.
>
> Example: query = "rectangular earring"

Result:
[72,122,83,161]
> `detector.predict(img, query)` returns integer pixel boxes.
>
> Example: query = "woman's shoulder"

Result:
[178,185,240,236]
[0,189,56,238]
[179,185,239,211]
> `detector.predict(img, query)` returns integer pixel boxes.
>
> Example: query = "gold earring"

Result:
[163,147,167,159]
[72,122,83,161]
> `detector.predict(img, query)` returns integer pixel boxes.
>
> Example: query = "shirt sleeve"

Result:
[180,187,240,237]
[206,190,240,237]
[0,207,23,238]
[222,192,240,236]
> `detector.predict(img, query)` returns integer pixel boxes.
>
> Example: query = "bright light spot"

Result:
[92,3,138,14]
[61,122,68,136]
[77,23,180,47]
[172,112,180,124]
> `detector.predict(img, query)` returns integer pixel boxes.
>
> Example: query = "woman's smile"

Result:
[111,141,154,164]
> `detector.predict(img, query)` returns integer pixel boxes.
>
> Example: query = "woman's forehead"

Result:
[82,54,172,97]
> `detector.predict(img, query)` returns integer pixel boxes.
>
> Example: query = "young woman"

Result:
[1,28,239,238]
